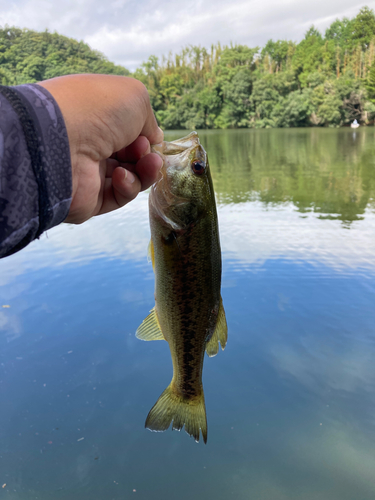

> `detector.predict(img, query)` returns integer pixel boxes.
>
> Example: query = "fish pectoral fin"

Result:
[145,383,207,444]
[205,297,228,357]
[136,307,165,341]
[147,239,155,271]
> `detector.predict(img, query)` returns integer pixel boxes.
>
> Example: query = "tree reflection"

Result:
[190,128,375,224]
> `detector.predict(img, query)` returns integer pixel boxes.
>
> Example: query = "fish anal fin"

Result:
[136,307,165,341]
[145,384,207,444]
[206,298,228,357]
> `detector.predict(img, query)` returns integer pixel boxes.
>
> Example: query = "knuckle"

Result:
[126,77,148,98]
[131,79,151,109]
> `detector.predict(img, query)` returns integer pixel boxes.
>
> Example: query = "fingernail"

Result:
[125,169,135,184]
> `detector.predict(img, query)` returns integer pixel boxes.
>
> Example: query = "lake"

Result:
[0,127,375,500]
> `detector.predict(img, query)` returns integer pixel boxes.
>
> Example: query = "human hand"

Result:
[38,74,163,224]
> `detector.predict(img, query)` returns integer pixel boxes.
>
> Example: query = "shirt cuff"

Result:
[14,83,72,232]
[0,83,72,258]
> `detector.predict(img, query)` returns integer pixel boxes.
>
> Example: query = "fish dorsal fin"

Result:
[136,307,165,341]
[205,298,228,357]
[147,239,155,271]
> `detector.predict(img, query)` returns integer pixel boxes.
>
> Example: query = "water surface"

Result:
[1,128,375,499]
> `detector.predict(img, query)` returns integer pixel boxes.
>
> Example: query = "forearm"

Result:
[0,84,72,258]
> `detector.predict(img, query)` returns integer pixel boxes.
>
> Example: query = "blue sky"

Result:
[0,0,373,70]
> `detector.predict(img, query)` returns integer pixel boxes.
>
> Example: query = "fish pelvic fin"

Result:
[136,307,165,341]
[145,384,208,444]
[205,297,228,357]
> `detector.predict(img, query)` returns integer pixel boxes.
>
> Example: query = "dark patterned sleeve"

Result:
[0,83,72,258]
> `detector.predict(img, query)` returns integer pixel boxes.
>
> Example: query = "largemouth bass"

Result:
[136,132,227,444]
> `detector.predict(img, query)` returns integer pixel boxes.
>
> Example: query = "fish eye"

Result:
[192,161,206,175]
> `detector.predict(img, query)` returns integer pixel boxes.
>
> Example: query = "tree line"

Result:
[135,7,375,129]
[0,26,129,85]
[2,6,375,128]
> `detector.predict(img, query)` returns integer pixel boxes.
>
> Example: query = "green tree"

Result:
[350,7,375,50]
[218,69,252,127]
[261,39,294,72]
[325,18,353,48]
[0,26,129,85]
[292,26,325,87]
[365,64,375,103]
[272,89,314,127]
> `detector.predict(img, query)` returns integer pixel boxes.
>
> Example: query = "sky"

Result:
[0,0,374,71]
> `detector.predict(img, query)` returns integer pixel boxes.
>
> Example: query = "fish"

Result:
[136,132,227,444]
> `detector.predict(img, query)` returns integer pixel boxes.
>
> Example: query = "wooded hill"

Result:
[0,26,129,85]
[1,6,375,128]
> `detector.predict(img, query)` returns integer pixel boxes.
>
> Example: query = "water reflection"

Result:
[169,128,375,223]
[2,193,374,282]
[0,128,375,499]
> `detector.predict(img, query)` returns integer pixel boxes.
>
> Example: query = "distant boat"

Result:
[351,119,360,129]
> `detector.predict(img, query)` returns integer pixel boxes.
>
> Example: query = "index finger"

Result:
[111,136,150,163]
[124,77,163,145]
[113,77,163,150]
[141,106,164,145]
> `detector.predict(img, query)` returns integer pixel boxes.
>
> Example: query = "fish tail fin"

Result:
[145,383,207,444]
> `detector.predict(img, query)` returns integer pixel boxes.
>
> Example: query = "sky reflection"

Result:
[2,190,374,288]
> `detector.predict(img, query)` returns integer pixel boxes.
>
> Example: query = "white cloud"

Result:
[270,340,375,395]
[218,201,375,271]
[0,310,22,341]
[0,0,373,70]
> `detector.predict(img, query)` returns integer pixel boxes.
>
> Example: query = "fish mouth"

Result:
[150,133,205,231]
[151,131,200,157]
